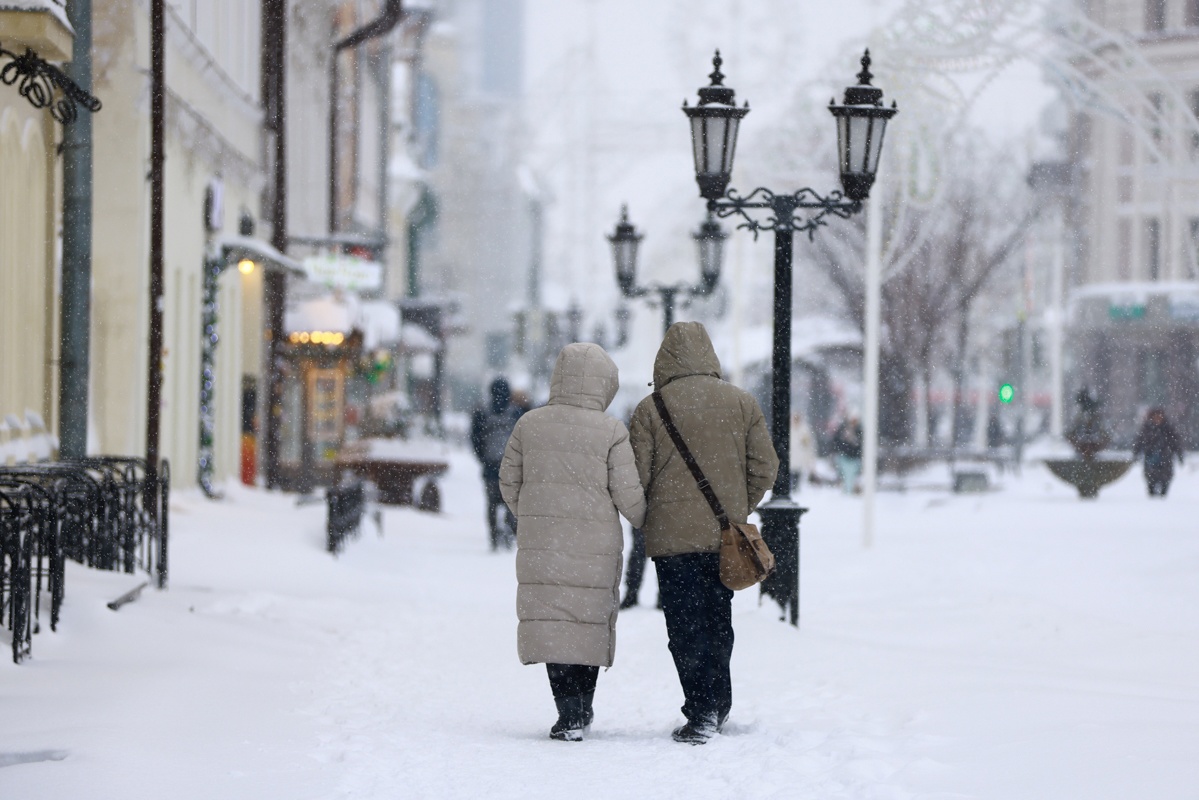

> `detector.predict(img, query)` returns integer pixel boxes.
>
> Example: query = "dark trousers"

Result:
[623,527,647,600]
[482,470,510,548]
[546,663,598,699]
[1146,470,1173,496]
[654,552,734,724]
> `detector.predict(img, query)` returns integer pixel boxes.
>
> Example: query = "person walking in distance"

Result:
[499,343,646,741]
[1132,407,1185,497]
[831,415,863,494]
[471,377,523,550]
[629,322,779,744]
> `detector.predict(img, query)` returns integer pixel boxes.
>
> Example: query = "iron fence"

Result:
[0,458,168,663]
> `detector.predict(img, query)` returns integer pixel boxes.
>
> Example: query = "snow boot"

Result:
[549,696,589,742]
[619,593,638,610]
[580,691,595,728]
[671,715,719,745]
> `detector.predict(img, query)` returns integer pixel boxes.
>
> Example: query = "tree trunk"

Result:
[950,309,970,447]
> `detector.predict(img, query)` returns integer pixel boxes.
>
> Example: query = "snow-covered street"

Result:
[4,447,1199,800]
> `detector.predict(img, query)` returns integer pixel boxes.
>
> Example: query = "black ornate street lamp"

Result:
[608,205,727,335]
[683,49,896,626]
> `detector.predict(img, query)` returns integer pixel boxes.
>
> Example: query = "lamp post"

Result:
[682,49,896,626]
[607,205,728,336]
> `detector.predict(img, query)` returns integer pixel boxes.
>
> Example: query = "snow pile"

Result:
[3,450,1198,799]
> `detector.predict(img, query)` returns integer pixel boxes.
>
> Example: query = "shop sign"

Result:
[302,253,382,290]
[1108,303,1145,321]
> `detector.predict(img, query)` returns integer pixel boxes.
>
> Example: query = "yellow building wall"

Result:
[90,4,264,486]
[0,100,58,431]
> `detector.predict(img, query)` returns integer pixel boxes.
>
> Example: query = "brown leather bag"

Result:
[652,392,775,590]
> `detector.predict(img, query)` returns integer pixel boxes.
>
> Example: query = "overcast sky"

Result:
[518,0,1060,318]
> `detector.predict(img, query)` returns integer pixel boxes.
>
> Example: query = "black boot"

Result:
[580,691,595,728]
[550,696,588,742]
[671,714,719,745]
[619,594,638,610]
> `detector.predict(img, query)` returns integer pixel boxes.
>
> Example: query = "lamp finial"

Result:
[857,49,874,86]
[709,50,725,87]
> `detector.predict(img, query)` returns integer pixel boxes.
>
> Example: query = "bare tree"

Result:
[806,135,1036,445]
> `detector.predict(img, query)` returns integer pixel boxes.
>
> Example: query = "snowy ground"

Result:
[4,448,1198,799]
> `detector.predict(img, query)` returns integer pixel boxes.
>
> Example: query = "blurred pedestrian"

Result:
[986,413,1005,449]
[499,343,646,741]
[629,322,778,745]
[789,411,817,490]
[1132,408,1184,497]
[832,416,863,494]
[470,377,522,550]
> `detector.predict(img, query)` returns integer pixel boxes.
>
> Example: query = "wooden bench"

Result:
[335,440,447,511]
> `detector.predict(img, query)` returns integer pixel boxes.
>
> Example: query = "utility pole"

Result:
[60,0,93,457]
[145,0,165,491]
[262,0,287,488]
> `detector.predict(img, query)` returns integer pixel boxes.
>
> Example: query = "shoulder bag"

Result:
[651,392,775,591]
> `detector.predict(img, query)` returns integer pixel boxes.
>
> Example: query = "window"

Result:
[1189,89,1199,155]
[1119,129,1135,165]
[1188,219,1199,276]
[1189,0,1199,26]
[1147,0,1167,31]
[1148,92,1164,150]
[1146,217,1162,280]
[1118,218,1132,280]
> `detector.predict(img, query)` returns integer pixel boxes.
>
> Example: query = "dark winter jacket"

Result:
[629,322,779,559]
[1132,418,1184,475]
[471,379,522,476]
[832,421,863,460]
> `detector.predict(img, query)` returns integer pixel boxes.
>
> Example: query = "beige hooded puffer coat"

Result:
[629,322,779,558]
[499,343,646,667]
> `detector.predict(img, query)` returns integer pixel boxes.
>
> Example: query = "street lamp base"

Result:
[758,496,807,627]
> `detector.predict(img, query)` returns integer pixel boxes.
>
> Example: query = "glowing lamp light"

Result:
[237,258,256,274]
[288,331,346,346]
[998,383,1015,404]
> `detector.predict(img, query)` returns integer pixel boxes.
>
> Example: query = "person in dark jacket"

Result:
[628,322,779,745]
[471,377,523,549]
[831,416,863,494]
[1132,408,1185,497]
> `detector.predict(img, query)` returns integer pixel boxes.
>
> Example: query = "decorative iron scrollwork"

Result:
[709,186,861,240]
[0,44,102,124]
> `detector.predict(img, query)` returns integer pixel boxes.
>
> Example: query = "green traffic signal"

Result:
[998,383,1015,404]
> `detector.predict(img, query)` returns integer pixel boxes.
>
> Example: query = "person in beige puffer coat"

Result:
[629,321,778,744]
[499,342,646,741]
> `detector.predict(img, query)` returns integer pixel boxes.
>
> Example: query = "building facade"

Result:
[88,0,267,485]
[0,1,74,448]
[1070,0,1199,444]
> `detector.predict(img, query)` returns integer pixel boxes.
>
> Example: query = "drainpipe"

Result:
[262,0,287,488]
[329,0,404,235]
[60,0,93,458]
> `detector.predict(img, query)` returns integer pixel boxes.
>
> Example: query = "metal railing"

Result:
[0,458,169,663]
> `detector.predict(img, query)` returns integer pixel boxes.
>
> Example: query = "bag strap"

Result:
[652,392,730,531]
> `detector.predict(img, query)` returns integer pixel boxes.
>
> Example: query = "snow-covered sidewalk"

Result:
[4,449,1198,799]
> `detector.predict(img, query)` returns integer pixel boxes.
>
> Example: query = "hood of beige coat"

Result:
[548,342,619,411]
[653,321,722,389]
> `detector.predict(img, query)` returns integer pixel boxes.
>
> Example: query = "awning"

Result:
[216,235,305,277]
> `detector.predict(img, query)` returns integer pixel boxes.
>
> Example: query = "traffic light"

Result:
[998,382,1015,404]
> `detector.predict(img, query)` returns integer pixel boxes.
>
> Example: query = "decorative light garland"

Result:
[197,251,225,498]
